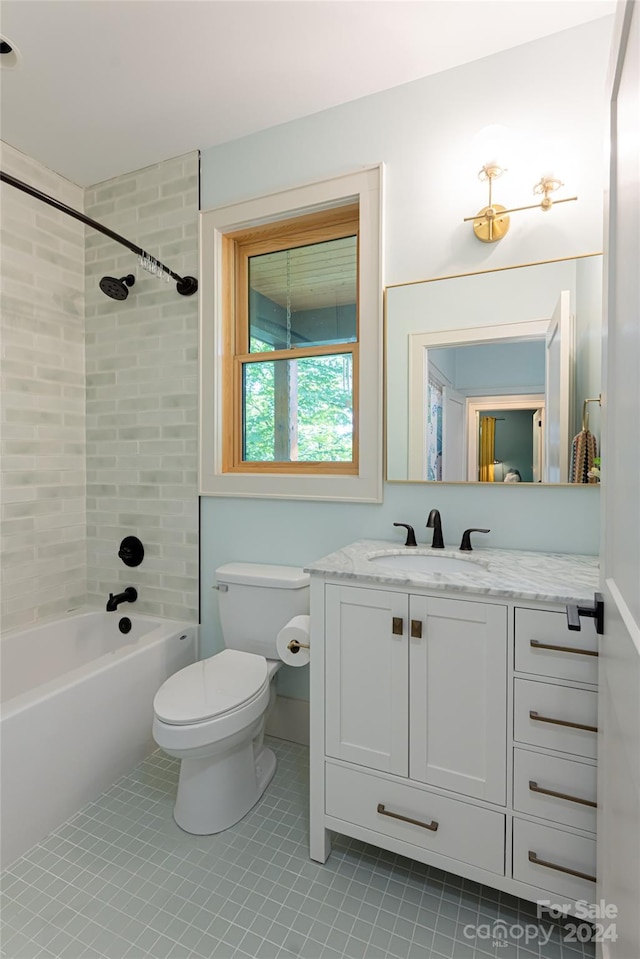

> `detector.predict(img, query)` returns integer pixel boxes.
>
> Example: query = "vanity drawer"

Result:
[513,818,596,905]
[325,762,505,875]
[514,679,598,759]
[515,608,598,685]
[513,748,597,833]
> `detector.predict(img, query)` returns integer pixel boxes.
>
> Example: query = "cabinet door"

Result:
[409,596,507,803]
[325,585,408,775]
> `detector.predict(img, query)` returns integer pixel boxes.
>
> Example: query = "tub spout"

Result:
[106,587,138,612]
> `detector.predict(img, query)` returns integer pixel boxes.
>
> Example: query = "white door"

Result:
[409,595,507,804]
[597,4,640,956]
[532,408,544,483]
[441,387,465,481]
[545,291,574,482]
[324,585,408,776]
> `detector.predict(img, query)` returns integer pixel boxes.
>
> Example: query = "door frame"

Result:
[466,394,545,482]
[407,320,548,481]
[597,2,640,956]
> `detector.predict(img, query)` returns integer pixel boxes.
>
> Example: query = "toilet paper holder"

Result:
[287,639,310,654]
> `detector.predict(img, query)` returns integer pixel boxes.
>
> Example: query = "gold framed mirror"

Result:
[385,254,602,485]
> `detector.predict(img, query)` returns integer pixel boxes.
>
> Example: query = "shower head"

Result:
[99,274,135,300]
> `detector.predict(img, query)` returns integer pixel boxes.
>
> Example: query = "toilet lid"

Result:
[154,649,268,725]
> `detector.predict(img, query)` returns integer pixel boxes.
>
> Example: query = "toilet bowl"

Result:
[153,649,280,834]
[152,563,309,834]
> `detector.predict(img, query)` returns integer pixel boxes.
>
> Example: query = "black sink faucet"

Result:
[106,586,138,612]
[426,509,444,549]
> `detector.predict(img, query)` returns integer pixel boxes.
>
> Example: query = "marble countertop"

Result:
[304,539,600,605]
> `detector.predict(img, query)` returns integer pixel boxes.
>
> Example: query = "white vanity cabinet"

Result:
[325,585,507,802]
[325,585,409,776]
[319,581,508,878]
[408,593,507,804]
[308,542,601,913]
[511,606,598,905]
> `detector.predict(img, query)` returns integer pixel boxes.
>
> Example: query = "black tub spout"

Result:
[106,586,138,612]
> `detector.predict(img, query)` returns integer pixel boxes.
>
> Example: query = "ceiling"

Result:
[0,0,616,187]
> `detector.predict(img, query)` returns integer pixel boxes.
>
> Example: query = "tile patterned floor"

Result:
[0,738,595,959]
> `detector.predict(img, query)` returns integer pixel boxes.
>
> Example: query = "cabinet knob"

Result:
[392,617,403,635]
[410,620,423,639]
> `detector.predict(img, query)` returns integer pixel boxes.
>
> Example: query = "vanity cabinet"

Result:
[325,586,507,802]
[321,583,508,877]
[325,585,408,776]
[511,606,598,904]
[309,550,600,914]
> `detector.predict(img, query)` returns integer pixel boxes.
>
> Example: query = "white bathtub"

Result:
[0,609,197,868]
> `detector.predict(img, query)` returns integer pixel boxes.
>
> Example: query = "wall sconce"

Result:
[464,163,577,243]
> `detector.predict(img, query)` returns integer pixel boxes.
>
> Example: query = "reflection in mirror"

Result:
[385,255,602,484]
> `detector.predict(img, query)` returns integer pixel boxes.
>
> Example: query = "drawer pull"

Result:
[392,617,404,636]
[376,803,439,832]
[529,710,597,733]
[410,619,423,639]
[528,850,596,883]
[529,780,597,808]
[530,639,598,658]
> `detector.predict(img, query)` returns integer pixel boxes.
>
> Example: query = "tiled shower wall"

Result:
[84,153,199,621]
[0,143,86,631]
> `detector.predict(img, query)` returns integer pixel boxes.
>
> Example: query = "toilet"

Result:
[152,563,309,835]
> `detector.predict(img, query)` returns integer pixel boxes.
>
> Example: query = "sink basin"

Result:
[367,551,487,574]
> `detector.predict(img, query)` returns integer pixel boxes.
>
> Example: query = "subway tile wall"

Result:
[0,143,87,631]
[84,153,199,622]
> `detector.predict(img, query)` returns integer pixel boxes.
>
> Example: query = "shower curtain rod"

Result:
[0,170,198,296]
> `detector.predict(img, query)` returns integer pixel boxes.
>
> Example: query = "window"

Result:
[223,206,359,473]
[200,167,383,501]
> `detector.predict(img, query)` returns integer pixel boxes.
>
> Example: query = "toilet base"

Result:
[255,744,277,796]
[173,738,277,835]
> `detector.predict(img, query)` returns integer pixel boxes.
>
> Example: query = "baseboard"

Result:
[266,695,309,746]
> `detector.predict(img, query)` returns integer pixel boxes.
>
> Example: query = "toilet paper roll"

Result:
[276,615,311,667]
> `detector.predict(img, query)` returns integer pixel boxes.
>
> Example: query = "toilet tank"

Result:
[215,563,310,659]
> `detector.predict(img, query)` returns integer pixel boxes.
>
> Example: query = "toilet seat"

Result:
[153,649,268,726]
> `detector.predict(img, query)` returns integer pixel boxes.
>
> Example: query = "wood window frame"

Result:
[199,165,383,502]
[222,205,360,474]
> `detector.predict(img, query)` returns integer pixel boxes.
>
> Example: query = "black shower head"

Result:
[99,274,135,300]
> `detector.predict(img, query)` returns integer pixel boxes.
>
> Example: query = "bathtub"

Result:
[0,609,197,868]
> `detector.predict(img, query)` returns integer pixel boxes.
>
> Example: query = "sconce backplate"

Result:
[473,205,510,243]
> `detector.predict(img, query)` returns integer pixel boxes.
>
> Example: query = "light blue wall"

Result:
[428,348,457,386]
[434,342,546,394]
[198,20,611,694]
[487,409,537,483]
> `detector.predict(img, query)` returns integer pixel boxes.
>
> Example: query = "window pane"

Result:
[243,354,353,462]
[248,237,357,351]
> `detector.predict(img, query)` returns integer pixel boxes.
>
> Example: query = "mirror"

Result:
[385,255,602,484]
